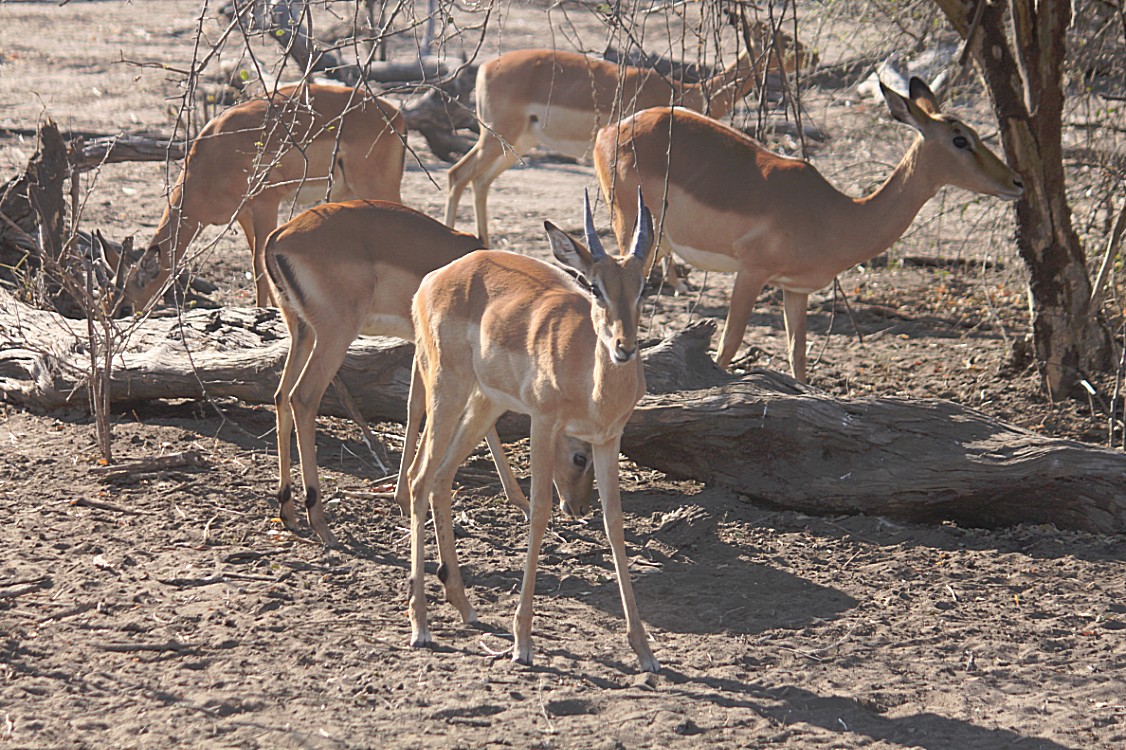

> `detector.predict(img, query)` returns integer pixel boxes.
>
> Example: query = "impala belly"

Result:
[526,105,598,158]
[666,237,741,273]
[358,313,412,340]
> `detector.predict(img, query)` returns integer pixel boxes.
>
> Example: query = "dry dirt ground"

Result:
[2,2,1125,748]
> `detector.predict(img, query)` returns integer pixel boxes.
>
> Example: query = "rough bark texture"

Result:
[3,297,1125,534]
[933,0,1112,397]
[0,121,71,306]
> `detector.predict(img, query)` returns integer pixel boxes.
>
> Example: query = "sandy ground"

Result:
[1,2,1124,748]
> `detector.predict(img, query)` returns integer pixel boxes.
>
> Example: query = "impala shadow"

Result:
[557,492,857,637]
[653,671,1081,750]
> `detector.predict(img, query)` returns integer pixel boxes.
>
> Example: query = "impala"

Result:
[120,84,405,312]
[444,45,763,247]
[263,200,593,547]
[407,191,660,672]
[594,77,1024,382]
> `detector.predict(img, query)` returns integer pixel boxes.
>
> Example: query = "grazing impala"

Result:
[408,191,660,672]
[263,200,593,547]
[121,84,405,311]
[444,45,762,247]
[594,78,1024,381]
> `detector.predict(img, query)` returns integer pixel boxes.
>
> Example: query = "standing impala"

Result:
[444,45,762,247]
[594,78,1024,381]
[407,191,660,673]
[121,84,405,311]
[264,200,593,547]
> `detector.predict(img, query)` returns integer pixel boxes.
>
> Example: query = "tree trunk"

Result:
[933,0,1112,397]
[3,297,1126,534]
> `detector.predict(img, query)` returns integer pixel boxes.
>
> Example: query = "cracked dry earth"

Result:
[2,1,1126,748]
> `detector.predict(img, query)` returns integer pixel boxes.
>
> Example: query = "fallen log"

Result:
[2,294,1125,533]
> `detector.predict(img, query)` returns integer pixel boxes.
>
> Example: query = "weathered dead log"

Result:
[399,66,479,161]
[3,295,1125,533]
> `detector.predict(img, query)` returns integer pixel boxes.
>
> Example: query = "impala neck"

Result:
[591,341,642,416]
[835,136,941,270]
[678,56,755,119]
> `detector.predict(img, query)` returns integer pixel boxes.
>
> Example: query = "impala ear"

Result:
[908,76,940,114]
[629,188,655,262]
[545,221,593,277]
[881,81,928,132]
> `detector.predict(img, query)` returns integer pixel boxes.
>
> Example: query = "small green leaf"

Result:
[239,69,250,81]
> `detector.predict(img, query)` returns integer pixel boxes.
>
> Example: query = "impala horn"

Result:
[631,187,654,260]
[583,190,606,260]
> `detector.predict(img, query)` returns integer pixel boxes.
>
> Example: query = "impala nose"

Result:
[613,340,636,363]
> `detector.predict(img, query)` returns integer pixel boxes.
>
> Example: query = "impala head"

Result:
[555,435,595,517]
[882,77,1024,202]
[99,241,166,313]
[544,189,656,365]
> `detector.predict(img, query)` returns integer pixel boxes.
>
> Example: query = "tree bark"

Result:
[3,296,1126,534]
[932,0,1112,397]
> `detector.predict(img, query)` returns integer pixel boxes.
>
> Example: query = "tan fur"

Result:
[594,81,1023,382]
[264,200,594,547]
[406,218,660,672]
[127,84,405,310]
[444,47,759,246]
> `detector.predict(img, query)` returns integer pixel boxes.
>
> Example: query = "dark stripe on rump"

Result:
[271,253,307,307]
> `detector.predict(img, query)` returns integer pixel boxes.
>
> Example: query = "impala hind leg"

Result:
[290,325,360,547]
[469,146,521,247]
[445,133,519,246]
[428,394,506,625]
[407,368,476,647]
[399,361,528,517]
[445,139,483,230]
[240,200,281,307]
[511,418,559,666]
[395,358,426,513]
[782,290,810,383]
[593,437,658,673]
[716,269,769,370]
[274,316,316,532]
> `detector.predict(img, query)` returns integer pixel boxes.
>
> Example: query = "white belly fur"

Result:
[358,313,412,340]
[527,105,597,159]
[667,238,742,273]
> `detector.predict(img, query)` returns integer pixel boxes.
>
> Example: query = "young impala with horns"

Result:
[408,191,660,672]
[594,78,1024,382]
[264,200,594,547]
[115,84,405,311]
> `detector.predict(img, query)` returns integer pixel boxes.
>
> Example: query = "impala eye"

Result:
[953,135,970,150]
[573,453,588,469]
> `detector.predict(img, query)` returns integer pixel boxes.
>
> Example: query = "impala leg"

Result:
[485,427,530,518]
[593,437,659,673]
[274,316,315,532]
[290,327,358,547]
[466,139,521,247]
[428,395,505,625]
[444,139,483,230]
[512,418,558,666]
[407,367,475,647]
[782,290,810,383]
[395,358,426,513]
[407,420,434,647]
[245,200,281,307]
[716,269,768,370]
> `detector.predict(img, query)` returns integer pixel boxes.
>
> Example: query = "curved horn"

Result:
[583,190,606,259]
[630,187,654,259]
